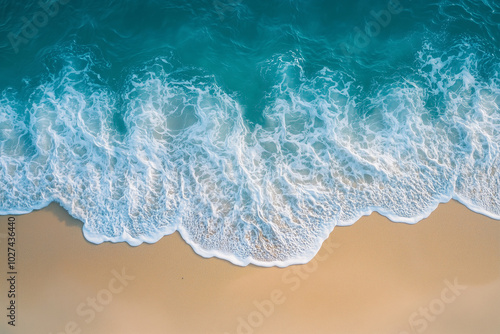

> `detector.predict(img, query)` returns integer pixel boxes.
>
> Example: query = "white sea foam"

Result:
[0,42,499,266]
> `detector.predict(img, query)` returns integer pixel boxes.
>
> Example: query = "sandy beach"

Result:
[0,200,499,334]
[1,1,499,334]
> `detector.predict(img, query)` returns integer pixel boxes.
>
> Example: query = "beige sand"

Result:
[0,200,499,334]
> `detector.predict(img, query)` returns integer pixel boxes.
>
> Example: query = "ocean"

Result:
[0,0,499,266]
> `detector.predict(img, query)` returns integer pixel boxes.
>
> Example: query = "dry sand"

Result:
[0,200,499,334]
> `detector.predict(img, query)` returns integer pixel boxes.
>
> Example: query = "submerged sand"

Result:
[0,200,499,334]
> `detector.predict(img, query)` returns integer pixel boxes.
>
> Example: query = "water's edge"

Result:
[2,194,498,267]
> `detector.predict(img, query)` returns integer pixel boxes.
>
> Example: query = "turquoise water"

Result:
[0,0,499,266]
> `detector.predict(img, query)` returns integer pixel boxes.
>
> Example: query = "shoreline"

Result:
[0,199,499,333]
[2,196,499,267]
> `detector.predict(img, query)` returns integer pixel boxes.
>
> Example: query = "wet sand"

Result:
[0,200,499,334]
